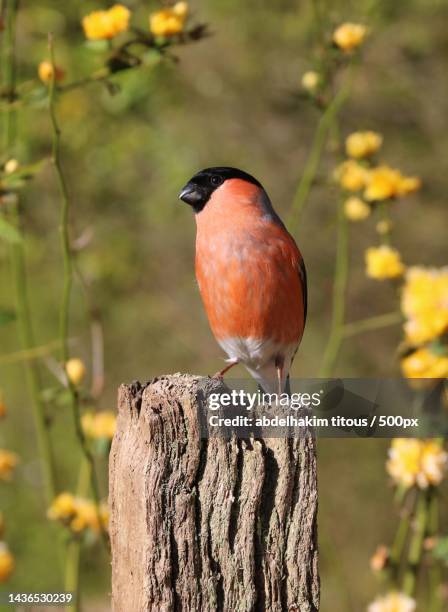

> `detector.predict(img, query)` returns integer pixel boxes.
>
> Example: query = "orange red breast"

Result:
[195,179,306,347]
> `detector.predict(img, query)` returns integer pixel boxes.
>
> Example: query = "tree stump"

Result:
[109,374,319,612]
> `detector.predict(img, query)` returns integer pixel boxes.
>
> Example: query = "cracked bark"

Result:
[109,374,319,612]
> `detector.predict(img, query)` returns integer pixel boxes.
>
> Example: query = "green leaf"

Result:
[0,308,16,326]
[0,217,22,243]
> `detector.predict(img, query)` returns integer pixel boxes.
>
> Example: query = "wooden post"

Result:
[109,374,319,611]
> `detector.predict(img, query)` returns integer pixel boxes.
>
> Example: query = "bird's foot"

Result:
[211,360,239,379]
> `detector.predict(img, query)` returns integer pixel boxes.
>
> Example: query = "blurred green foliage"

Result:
[1,0,447,609]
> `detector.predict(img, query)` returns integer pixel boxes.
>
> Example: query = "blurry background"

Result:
[1,0,447,609]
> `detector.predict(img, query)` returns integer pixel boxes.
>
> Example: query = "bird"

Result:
[179,167,307,395]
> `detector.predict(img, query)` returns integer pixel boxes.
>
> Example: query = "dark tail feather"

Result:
[285,374,291,397]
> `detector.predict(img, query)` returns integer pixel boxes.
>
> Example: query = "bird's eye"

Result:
[210,175,223,186]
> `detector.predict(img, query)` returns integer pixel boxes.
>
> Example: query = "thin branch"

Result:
[0,339,61,365]
[342,312,403,338]
[4,0,57,503]
[48,34,109,550]
[319,198,349,377]
[287,65,355,234]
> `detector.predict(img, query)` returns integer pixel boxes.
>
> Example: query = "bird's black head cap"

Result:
[179,166,262,212]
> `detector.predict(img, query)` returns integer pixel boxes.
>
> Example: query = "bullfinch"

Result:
[179,167,307,394]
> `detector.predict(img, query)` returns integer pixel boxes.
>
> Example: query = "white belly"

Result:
[217,336,298,394]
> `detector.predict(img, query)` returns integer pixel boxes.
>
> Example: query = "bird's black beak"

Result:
[178,183,203,207]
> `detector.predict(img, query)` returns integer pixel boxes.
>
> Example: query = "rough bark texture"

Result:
[109,374,319,612]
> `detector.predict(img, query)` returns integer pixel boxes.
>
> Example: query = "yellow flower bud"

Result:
[333,23,367,53]
[334,160,369,192]
[65,358,87,386]
[173,2,189,17]
[301,70,320,92]
[4,159,19,174]
[0,543,14,583]
[149,3,189,36]
[365,245,405,280]
[0,450,19,481]
[376,220,392,235]
[344,196,370,221]
[82,411,117,440]
[38,60,65,84]
[345,131,382,159]
[396,176,422,196]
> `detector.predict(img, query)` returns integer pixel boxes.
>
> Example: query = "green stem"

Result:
[64,537,81,612]
[378,202,392,245]
[319,199,349,377]
[63,457,91,612]
[4,0,57,503]
[287,68,354,233]
[48,35,108,551]
[389,488,416,582]
[403,490,428,596]
[342,312,402,338]
[3,0,18,150]
[428,492,442,612]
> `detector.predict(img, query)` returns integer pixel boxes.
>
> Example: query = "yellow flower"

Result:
[401,267,448,344]
[47,492,77,521]
[387,439,447,489]
[396,176,421,196]
[38,60,65,83]
[82,4,131,40]
[365,246,405,280]
[364,165,402,201]
[70,498,98,532]
[70,499,108,533]
[364,165,421,201]
[345,131,382,159]
[0,543,14,583]
[334,160,369,192]
[149,2,189,37]
[82,411,117,440]
[301,70,320,92]
[65,358,87,386]
[0,450,19,481]
[422,441,448,487]
[344,196,370,221]
[401,348,448,379]
[333,23,367,53]
[48,493,108,534]
[370,545,389,572]
[368,591,416,612]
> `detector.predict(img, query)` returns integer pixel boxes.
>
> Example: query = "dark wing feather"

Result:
[299,257,307,326]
